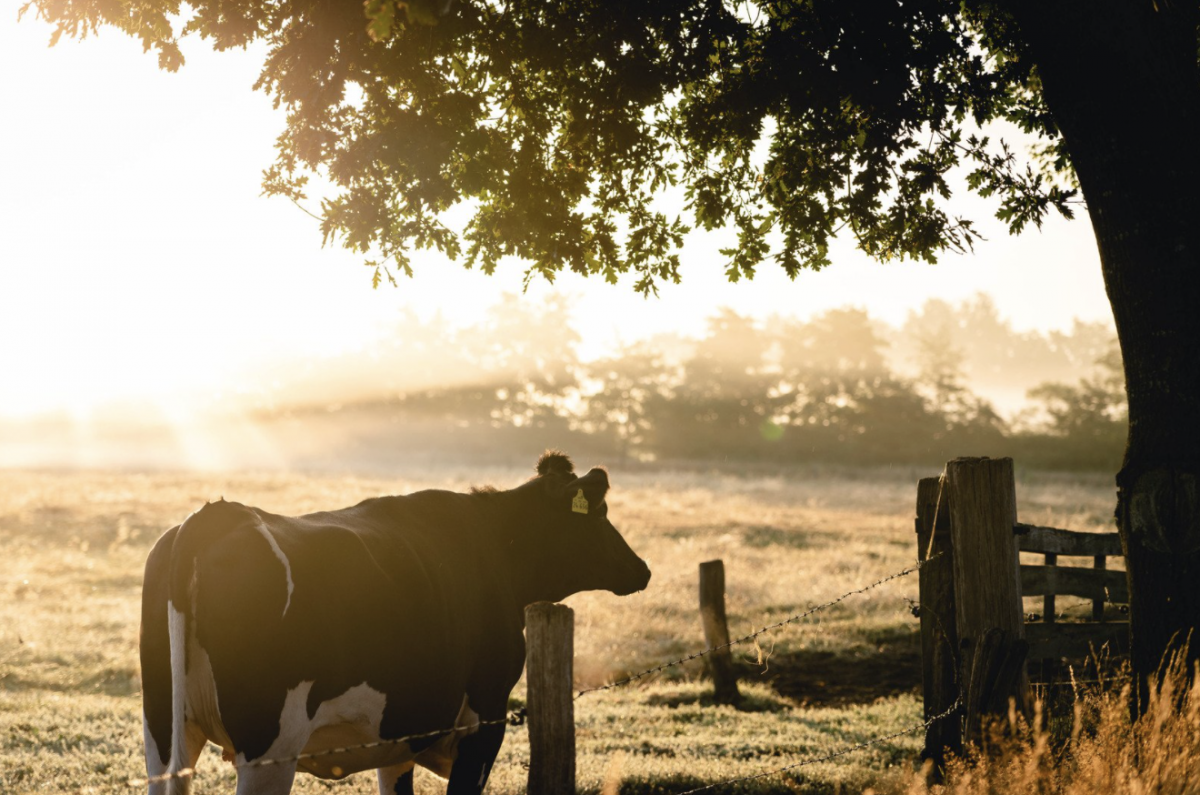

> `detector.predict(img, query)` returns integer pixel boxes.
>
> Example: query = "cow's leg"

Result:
[234,759,299,795]
[143,713,170,795]
[377,762,416,795]
[445,722,506,795]
[147,721,204,795]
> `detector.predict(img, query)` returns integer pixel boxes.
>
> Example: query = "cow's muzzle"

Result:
[615,559,651,596]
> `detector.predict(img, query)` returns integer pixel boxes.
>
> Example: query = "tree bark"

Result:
[1007,0,1200,698]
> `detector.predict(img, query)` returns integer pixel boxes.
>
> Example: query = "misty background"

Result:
[3,292,1123,473]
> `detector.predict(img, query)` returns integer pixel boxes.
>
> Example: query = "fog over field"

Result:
[0,293,1122,474]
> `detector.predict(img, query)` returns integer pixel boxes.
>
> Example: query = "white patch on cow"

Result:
[228,684,482,784]
[308,682,390,757]
[238,681,407,780]
[253,523,294,617]
[236,680,316,770]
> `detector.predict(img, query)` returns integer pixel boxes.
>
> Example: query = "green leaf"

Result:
[364,0,396,43]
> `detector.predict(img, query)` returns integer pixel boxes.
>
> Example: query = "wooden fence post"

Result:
[1041,550,1059,685]
[699,560,741,705]
[526,602,575,795]
[945,457,1029,739]
[916,475,961,767]
[1092,554,1107,622]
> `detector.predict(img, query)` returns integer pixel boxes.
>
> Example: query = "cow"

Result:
[139,451,650,795]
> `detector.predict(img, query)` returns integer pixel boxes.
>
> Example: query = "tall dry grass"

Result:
[917,656,1200,795]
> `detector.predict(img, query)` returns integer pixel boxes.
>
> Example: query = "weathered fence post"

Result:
[526,602,575,795]
[1092,554,1107,622]
[915,475,961,767]
[1041,550,1059,684]
[945,457,1029,739]
[699,560,741,705]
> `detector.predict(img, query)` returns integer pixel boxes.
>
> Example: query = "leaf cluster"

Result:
[26,0,1081,290]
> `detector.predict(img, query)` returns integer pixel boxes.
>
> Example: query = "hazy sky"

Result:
[2,11,1112,417]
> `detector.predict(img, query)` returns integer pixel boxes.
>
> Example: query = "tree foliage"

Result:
[23,0,1081,292]
[580,343,674,460]
[1027,342,1126,441]
[282,298,1119,468]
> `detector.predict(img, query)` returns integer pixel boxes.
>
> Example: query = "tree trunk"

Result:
[1008,0,1200,698]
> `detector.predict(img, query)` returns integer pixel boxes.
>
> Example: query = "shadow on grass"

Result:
[642,688,791,713]
[739,525,834,550]
[0,666,139,697]
[751,633,921,708]
[663,522,837,550]
[612,770,881,795]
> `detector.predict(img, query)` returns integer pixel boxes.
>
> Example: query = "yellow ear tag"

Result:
[572,489,589,514]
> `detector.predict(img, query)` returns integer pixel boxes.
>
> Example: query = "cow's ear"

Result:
[561,467,609,514]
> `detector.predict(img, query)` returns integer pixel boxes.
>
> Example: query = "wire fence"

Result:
[595,562,962,795]
[574,554,939,700]
[128,556,949,791]
[129,708,529,788]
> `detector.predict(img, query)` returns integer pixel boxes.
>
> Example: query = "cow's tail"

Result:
[164,500,243,794]
[166,592,191,795]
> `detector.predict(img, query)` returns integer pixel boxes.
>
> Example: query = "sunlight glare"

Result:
[0,11,1112,424]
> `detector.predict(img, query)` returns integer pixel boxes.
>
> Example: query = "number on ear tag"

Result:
[572,489,589,514]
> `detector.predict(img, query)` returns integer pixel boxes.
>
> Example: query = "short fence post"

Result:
[1042,551,1059,685]
[699,560,741,705]
[1092,554,1107,621]
[915,475,961,768]
[945,457,1029,740]
[526,602,575,795]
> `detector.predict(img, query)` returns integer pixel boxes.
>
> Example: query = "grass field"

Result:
[0,462,1120,794]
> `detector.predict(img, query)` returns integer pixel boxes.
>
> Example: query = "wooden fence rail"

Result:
[1019,565,1127,604]
[1014,524,1123,556]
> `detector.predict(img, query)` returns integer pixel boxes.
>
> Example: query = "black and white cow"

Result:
[140,452,650,795]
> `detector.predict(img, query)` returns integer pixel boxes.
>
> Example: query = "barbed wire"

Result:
[127,708,528,787]
[575,555,939,700]
[673,695,963,794]
[127,556,939,788]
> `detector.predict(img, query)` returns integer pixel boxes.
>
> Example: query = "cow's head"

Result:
[517,451,651,602]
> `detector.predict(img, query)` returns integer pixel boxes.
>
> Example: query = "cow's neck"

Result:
[487,492,575,610]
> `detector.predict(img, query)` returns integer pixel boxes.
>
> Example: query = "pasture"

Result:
[0,463,1118,794]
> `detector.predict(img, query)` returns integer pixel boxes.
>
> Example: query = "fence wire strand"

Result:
[128,708,528,787]
[575,555,939,700]
[128,556,941,788]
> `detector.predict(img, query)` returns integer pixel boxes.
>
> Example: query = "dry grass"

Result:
[911,658,1200,795]
[0,463,1124,793]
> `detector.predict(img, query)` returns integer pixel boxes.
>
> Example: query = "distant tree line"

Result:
[268,294,1126,471]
